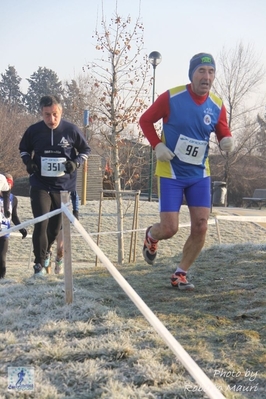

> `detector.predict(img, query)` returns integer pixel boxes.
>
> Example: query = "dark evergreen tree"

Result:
[24,67,64,114]
[0,65,24,110]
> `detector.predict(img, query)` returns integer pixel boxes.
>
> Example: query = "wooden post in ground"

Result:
[81,160,87,205]
[129,190,140,263]
[81,109,89,205]
[95,190,140,266]
[214,217,221,244]
[61,191,74,304]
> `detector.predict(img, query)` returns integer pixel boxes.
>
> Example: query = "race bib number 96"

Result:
[41,157,66,177]
[174,135,208,165]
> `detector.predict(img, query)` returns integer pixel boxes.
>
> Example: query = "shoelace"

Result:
[146,238,158,253]
[178,274,187,283]
[173,274,188,283]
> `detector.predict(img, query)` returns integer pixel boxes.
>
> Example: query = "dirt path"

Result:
[213,206,266,228]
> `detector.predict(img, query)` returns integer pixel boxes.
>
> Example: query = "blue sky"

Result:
[1,0,266,101]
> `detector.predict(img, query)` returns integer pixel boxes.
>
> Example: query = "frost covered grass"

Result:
[0,197,265,398]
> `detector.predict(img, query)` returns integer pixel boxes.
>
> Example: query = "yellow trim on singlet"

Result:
[169,85,187,97]
[204,156,210,177]
[209,92,223,108]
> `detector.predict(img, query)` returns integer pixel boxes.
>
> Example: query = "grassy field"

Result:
[0,198,265,398]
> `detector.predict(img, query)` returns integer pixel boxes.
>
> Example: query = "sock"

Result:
[175,267,187,275]
[147,230,158,242]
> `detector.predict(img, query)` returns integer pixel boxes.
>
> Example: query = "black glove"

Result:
[19,228,27,239]
[4,211,11,218]
[26,160,39,174]
[64,160,77,174]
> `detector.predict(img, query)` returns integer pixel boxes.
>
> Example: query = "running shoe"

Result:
[73,210,79,220]
[143,226,158,265]
[54,257,63,275]
[170,272,195,290]
[33,263,46,277]
[44,251,52,274]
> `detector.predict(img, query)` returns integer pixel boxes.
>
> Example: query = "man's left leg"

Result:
[45,192,62,273]
[171,206,209,290]
[55,228,64,275]
[171,177,211,290]
[178,206,210,271]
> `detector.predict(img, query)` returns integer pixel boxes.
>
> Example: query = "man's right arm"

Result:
[19,129,32,165]
[139,91,170,149]
[19,129,39,173]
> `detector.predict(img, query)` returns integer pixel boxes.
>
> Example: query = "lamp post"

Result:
[148,51,162,201]
[81,109,89,205]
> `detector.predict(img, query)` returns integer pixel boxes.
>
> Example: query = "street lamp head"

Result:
[148,51,162,201]
[149,51,162,67]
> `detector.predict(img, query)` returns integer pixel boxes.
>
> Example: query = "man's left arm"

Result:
[11,196,27,239]
[73,130,91,167]
[64,128,91,174]
[215,105,234,152]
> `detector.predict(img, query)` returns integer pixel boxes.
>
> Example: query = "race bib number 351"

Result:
[41,157,66,177]
[174,135,207,165]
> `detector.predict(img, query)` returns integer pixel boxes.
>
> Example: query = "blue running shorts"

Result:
[158,176,211,212]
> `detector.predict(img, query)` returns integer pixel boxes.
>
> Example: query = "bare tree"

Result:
[214,42,265,130]
[85,10,151,263]
[210,42,265,204]
[0,103,37,177]
[62,75,95,129]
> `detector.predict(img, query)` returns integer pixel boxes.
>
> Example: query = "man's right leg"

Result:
[71,191,79,219]
[30,188,52,274]
[143,212,179,265]
[143,177,182,265]
[56,229,63,259]
[46,191,62,251]
[55,228,64,274]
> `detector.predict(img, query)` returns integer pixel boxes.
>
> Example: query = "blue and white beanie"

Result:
[188,53,216,81]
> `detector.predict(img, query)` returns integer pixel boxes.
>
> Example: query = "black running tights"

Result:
[30,188,62,267]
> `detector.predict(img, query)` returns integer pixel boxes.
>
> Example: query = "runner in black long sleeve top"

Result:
[19,95,91,277]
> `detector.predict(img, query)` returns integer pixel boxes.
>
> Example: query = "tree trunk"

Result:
[113,146,124,264]
[224,154,229,206]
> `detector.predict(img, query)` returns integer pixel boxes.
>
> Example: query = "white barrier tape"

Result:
[0,208,63,238]
[61,204,225,399]
[4,212,266,240]
[0,202,73,238]
[9,233,32,238]
[77,220,216,237]
[215,215,266,222]
[6,219,216,239]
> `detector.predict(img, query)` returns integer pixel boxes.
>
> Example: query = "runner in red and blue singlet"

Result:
[140,52,233,290]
